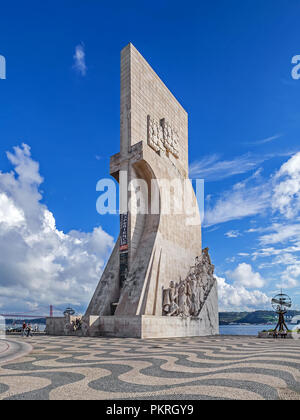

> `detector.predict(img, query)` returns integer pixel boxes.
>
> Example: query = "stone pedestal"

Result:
[46,281,218,338]
[85,281,218,338]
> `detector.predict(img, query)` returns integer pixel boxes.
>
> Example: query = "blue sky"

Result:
[0,0,300,315]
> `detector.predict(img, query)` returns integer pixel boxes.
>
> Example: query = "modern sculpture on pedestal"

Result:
[271,292,292,334]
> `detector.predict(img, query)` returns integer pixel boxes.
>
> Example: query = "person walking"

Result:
[26,324,33,337]
[22,322,27,337]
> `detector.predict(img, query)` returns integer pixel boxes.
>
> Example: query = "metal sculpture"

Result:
[63,307,75,316]
[271,292,292,333]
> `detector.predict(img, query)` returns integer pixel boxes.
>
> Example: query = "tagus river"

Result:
[220,324,297,336]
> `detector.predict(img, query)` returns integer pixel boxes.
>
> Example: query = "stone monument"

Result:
[46,43,219,338]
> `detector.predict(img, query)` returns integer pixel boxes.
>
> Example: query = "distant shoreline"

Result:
[219,310,300,326]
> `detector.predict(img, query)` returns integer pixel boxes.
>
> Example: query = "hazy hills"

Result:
[219,310,300,325]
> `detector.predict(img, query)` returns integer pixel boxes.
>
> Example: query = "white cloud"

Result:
[0,144,114,313]
[0,193,24,226]
[252,245,300,260]
[203,152,300,227]
[225,230,241,238]
[189,153,266,181]
[227,263,265,288]
[73,43,87,76]
[204,172,269,226]
[277,263,300,289]
[259,223,300,245]
[200,151,300,301]
[272,152,300,219]
[216,275,269,311]
[189,149,295,181]
[244,134,282,146]
[249,223,300,290]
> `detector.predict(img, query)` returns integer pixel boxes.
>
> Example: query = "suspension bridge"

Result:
[0,305,61,319]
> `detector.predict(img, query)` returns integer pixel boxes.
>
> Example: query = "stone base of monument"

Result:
[46,316,218,338]
[90,283,218,338]
[46,282,219,338]
[86,315,218,339]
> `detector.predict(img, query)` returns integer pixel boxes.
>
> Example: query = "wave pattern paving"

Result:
[0,336,300,400]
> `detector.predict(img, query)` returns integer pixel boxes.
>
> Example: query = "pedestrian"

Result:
[22,322,27,337]
[26,324,33,337]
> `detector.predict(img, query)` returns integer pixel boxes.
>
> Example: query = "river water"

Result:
[219,324,297,336]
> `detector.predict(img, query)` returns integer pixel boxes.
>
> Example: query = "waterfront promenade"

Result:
[0,335,300,400]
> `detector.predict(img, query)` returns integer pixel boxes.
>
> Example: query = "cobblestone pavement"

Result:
[0,335,300,400]
[0,339,32,365]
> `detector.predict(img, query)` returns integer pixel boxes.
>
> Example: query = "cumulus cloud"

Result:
[216,275,269,311]
[201,151,300,298]
[204,171,269,226]
[272,152,300,219]
[278,264,300,289]
[203,152,300,227]
[73,43,87,76]
[250,223,300,290]
[227,263,265,288]
[0,144,114,314]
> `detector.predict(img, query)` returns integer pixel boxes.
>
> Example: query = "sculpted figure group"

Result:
[162,248,216,318]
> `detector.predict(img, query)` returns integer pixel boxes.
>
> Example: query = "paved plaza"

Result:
[0,339,32,366]
[0,335,300,400]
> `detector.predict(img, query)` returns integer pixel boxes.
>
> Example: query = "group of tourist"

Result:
[71,318,82,331]
[22,322,33,337]
[273,330,288,339]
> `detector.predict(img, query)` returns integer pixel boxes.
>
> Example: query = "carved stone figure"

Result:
[162,248,216,318]
[161,119,179,159]
[187,273,200,316]
[178,280,190,317]
[163,280,179,316]
[147,115,165,154]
